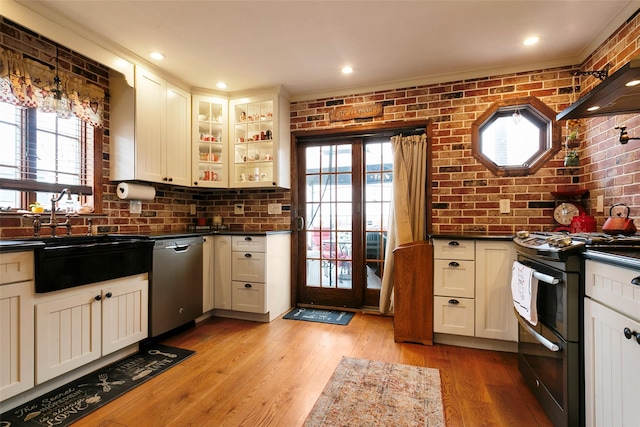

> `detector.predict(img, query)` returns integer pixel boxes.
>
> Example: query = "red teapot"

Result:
[602,203,637,235]
[570,212,596,233]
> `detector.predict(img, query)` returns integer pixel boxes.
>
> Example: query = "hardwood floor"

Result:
[74,313,553,427]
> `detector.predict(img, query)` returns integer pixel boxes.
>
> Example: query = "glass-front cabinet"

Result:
[230,90,290,189]
[192,95,228,188]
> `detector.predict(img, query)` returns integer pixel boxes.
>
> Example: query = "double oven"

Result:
[513,231,640,427]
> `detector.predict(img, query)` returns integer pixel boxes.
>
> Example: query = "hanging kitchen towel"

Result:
[511,261,538,325]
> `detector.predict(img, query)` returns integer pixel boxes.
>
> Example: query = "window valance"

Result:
[0,47,105,127]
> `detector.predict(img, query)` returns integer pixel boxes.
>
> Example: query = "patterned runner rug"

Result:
[304,357,446,426]
[1,344,194,427]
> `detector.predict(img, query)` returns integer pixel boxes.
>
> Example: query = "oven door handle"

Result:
[514,308,561,352]
[532,271,561,285]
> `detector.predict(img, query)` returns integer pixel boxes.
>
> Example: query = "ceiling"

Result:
[13,0,640,101]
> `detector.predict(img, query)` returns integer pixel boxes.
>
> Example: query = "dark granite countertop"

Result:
[430,233,514,241]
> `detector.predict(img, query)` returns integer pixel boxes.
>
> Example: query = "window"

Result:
[0,102,95,211]
[471,96,561,176]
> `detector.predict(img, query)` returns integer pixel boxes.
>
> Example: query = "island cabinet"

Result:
[35,274,148,384]
[584,259,640,427]
[110,66,191,186]
[433,238,517,348]
[229,89,291,189]
[0,251,34,401]
[213,233,291,322]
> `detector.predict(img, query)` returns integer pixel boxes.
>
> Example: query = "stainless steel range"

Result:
[513,230,640,427]
[513,231,584,427]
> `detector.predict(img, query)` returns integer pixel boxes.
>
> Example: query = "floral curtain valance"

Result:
[0,47,105,127]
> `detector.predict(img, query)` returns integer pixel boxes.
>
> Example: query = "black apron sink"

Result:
[33,235,154,293]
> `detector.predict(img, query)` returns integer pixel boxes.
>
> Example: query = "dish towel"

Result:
[511,261,538,325]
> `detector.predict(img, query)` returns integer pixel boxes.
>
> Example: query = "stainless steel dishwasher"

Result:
[150,235,203,337]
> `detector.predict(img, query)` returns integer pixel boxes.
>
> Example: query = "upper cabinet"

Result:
[230,90,291,189]
[110,66,191,186]
[192,95,229,188]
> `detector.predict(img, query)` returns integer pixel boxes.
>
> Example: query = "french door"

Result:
[295,136,393,308]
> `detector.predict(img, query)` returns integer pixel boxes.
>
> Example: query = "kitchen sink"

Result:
[32,234,154,293]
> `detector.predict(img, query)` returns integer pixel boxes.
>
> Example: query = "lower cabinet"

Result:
[213,233,291,321]
[584,259,640,427]
[433,238,517,343]
[203,236,215,312]
[0,252,35,401]
[35,274,148,384]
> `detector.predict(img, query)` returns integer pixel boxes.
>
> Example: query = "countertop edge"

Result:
[430,233,514,241]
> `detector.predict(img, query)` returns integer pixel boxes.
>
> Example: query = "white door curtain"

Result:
[379,133,428,315]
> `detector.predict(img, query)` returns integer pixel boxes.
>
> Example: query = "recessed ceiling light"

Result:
[149,51,165,60]
[625,79,640,87]
[523,36,539,46]
[216,82,228,89]
[587,106,601,112]
[341,66,353,74]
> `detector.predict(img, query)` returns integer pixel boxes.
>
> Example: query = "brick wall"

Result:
[0,17,291,239]
[291,12,640,235]
[1,12,638,239]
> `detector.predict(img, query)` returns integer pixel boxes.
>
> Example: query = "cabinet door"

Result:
[232,281,266,313]
[192,95,229,188]
[475,240,517,341]
[203,236,214,312]
[585,298,640,427]
[165,83,191,186]
[214,235,233,310]
[135,66,166,183]
[36,288,102,384]
[102,276,149,355]
[433,296,475,336]
[0,281,34,400]
[232,252,266,283]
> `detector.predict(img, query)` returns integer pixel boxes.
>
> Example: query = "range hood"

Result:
[557,55,640,121]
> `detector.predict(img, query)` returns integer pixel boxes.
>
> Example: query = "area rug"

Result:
[304,357,445,426]
[0,344,194,427]
[283,307,354,325]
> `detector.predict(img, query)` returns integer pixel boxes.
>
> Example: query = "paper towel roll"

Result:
[116,182,156,201]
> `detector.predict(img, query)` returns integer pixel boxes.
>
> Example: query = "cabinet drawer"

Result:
[433,239,475,260]
[232,236,266,252]
[585,260,640,321]
[0,251,34,285]
[232,251,266,283]
[232,281,266,314]
[434,296,475,336]
[434,259,475,298]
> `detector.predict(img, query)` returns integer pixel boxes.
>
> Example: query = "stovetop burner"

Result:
[514,230,640,261]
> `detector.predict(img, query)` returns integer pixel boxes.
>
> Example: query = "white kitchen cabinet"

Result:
[433,239,475,336]
[192,94,229,188]
[0,252,34,401]
[475,240,517,341]
[110,66,191,186]
[433,238,517,343]
[229,89,290,189]
[35,274,148,384]
[214,235,233,310]
[203,236,215,312]
[584,259,640,427]
[213,233,291,321]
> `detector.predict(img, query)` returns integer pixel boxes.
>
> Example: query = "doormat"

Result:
[304,357,445,426]
[0,344,194,427]
[283,307,354,325]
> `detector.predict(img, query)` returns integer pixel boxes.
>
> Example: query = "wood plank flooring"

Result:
[73,313,553,427]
